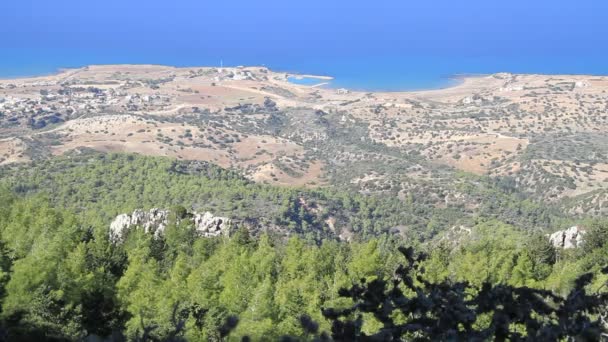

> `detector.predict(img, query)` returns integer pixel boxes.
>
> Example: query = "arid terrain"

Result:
[2,64,608,214]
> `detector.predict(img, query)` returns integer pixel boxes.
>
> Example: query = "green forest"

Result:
[0,152,607,340]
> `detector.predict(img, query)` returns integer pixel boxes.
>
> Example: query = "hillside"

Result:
[0,151,570,243]
[0,153,607,340]
[1,65,608,217]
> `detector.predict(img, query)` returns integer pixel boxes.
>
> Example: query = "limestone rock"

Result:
[109,214,131,243]
[193,212,231,237]
[549,226,586,249]
[109,208,232,243]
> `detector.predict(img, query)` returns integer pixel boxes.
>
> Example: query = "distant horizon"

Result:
[2,0,607,90]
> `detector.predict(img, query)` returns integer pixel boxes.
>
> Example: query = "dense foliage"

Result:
[0,153,605,340]
[0,152,571,243]
[314,247,608,341]
[0,192,606,340]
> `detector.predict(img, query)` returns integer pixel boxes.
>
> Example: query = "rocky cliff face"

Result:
[110,208,232,243]
[549,226,586,249]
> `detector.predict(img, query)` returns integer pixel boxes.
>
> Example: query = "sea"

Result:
[2,0,607,91]
[1,50,606,92]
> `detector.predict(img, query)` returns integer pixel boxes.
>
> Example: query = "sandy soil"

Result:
[2,64,608,194]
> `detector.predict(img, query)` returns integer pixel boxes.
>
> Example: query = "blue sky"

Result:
[1,0,607,87]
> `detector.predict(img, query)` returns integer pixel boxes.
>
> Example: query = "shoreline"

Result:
[0,67,74,81]
[1,63,605,94]
[285,71,471,93]
[287,74,334,81]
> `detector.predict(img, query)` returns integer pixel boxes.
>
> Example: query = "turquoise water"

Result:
[287,73,460,91]
[280,55,606,91]
[287,76,330,86]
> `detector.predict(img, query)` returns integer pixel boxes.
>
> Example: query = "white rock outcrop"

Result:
[193,212,230,237]
[549,226,586,249]
[109,208,232,243]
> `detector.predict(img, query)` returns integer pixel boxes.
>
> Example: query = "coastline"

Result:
[316,74,471,93]
[0,67,72,81]
[288,74,334,81]
[1,63,604,94]
[0,63,472,92]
